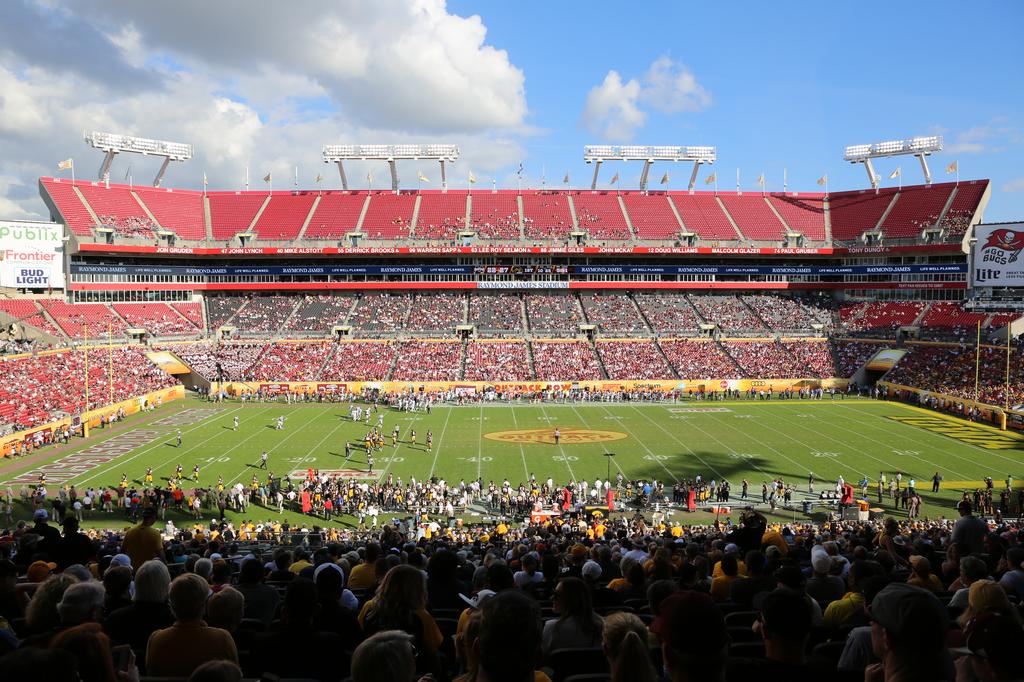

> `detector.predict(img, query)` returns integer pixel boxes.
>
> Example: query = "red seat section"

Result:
[879,183,955,239]
[37,301,128,339]
[171,302,204,329]
[571,192,630,240]
[0,300,63,337]
[598,340,673,379]
[305,192,367,240]
[718,195,787,241]
[76,183,155,239]
[669,193,737,241]
[828,188,898,241]
[940,180,988,237]
[469,191,520,239]
[252,192,317,240]
[39,179,95,236]
[531,341,603,380]
[521,192,575,240]
[360,191,416,240]
[208,193,267,240]
[415,191,468,240]
[464,341,532,381]
[621,193,680,240]
[767,194,826,240]
[113,303,199,336]
[133,187,206,239]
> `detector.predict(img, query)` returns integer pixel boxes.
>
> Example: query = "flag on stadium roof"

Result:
[705,172,716,185]
[263,173,271,183]
[756,173,765,186]
[660,172,669,185]
[57,158,73,170]
[468,171,477,184]
[418,171,429,183]
[315,174,323,183]
[889,167,901,179]
[202,172,208,186]
[946,160,958,174]
[563,173,570,184]
[816,175,828,186]
[609,172,619,184]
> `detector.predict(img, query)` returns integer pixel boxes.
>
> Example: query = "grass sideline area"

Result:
[2,395,1023,529]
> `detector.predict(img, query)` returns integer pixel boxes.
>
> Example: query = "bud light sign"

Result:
[0,221,64,290]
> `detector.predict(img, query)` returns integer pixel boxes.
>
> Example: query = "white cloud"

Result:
[580,71,646,142]
[639,56,712,113]
[1002,178,1024,193]
[945,121,1021,155]
[0,0,532,220]
[580,55,711,141]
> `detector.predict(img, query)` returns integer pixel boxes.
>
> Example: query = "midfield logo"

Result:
[484,427,628,444]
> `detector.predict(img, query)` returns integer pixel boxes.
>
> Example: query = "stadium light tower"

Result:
[843,135,943,190]
[583,145,716,191]
[84,131,193,187]
[321,144,460,191]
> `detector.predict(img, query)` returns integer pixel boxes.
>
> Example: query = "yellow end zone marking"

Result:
[887,415,1024,450]
[941,481,1015,488]
[890,402,1024,439]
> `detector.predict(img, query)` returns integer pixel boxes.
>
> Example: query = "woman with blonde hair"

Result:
[957,579,1019,628]
[603,612,656,682]
[359,564,443,676]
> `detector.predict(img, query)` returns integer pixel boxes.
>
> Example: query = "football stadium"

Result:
[0,3,1023,681]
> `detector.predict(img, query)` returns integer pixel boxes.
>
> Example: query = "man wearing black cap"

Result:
[865,582,950,682]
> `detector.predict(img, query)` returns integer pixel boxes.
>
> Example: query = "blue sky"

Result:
[1,0,1022,222]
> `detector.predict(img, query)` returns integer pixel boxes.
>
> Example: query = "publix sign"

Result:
[0,221,65,290]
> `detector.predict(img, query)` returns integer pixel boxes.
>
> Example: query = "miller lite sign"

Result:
[973,223,1024,287]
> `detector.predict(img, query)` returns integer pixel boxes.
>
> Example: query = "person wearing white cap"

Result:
[313,562,359,612]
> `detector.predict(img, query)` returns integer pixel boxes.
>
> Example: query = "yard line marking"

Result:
[784,404,972,480]
[76,405,247,486]
[570,404,631,479]
[840,404,1023,469]
[377,410,426,483]
[428,406,456,480]
[704,411,869,482]
[626,404,727,480]
[224,408,326,485]
[509,403,531,481]
[537,403,577,484]
[668,411,779,483]
[227,408,346,486]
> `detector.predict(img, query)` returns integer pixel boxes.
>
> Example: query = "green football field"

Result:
[4,395,1023,529]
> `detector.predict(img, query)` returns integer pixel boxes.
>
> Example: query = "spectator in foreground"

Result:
[233,557,279,625]
[477,590,544,682]
[252,578,344,682]
[188,660,243,682]
[104,559,173,650]
[351,630,419,682]
[146,573,238,677]
[652,591,728,682]
[57,581,106,629]
[602,611,656,682]
[542,576,604,657]
[121,508,164,569]
[50,622,138,682]
[0,646,78,682]
[360,564,442,675]
[864,583,949,682]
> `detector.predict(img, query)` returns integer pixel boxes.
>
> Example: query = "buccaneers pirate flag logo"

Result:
[984,228,1024,263]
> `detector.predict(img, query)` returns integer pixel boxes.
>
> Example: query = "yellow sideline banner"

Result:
[211,378,850,397]
[0,385,185,456]
[878,381,1023,432]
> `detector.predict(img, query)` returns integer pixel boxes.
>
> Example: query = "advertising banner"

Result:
[973,223,1024,287]
[0,221,65,289]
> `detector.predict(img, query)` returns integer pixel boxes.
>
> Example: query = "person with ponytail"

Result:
[602,612,656,682]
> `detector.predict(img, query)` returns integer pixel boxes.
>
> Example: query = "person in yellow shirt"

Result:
[710,553,741,602]
[289,549,313,574]
[347,543,381,590]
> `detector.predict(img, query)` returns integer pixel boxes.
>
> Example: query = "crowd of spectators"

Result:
[742,295,818,332]
[782,341,836,379]
[205,298,248,329]
[249,342,335,382]
[689,296,766,334]
[468,293,524,335]
[598,341,674,380]
[285,295,356,335]
[164,343,267,381]
[658,340,742,381]
[833,341,888,378]
[408,293,466,333]
[97,214,157,239]
[391,341,463,382]
[580,293,647,332]
[229,297,299,335]
[0,347,176,429]
[723,342,806,380]
[3,500,1024,682]
[320,342,397,382]
[840,301,927,336]
[532,341,603,380]
[349,294,411,336]
[526,294,584,334]
[634,294,703,333]
[464,341,532,381]
[885,343,1024,408]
